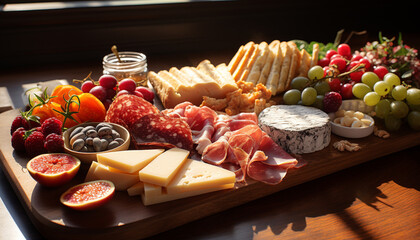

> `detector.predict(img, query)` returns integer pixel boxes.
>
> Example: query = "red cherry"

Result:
[337,44,351,59]
[349,70,365,82]
[330,54,342,60]
[116,90,131,97]
[340,83,353,99]
[118,79,137,92]
[135,87,155,102]
[89,86,107,102]
[373,66,389,80]
[318,57,330,68]
[106,88,116,99]
[81,81,95,93]
[330,57,347,72]
[328,78,342,92]
[98,75,118,89]
[351,54,363,62]
[326,49,338,59]
[358,58,371,70]
[134,91,144,99]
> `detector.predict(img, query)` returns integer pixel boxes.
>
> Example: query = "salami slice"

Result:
[105,95,159,128]
[130,113,193,151]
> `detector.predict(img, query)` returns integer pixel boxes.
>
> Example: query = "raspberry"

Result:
[41,117,63,136]
[11,116,25,135]
[11,127,26,152]
[323,92,342,113]
[44,133,64,153]
[25,131,47,158]
[10,114,40,135]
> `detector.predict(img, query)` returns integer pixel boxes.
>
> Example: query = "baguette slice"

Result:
[310,43,319,68]
[228,45,245,74]
[297,49,311,77]
[197,60,238,94]
[232,41,256,81]
[277,41,292,94]
[257,40,277,86]
[246,41,269,85]
[285,41,301,91]
[265,40,283,95]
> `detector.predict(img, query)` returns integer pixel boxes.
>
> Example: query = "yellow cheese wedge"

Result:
[85,161,99,182]
[166,159,236,194]
[139,148,189,187]
[127,182,144,196]
[91,162,140,191]
[97,149,164,174]
[141,183,234,206]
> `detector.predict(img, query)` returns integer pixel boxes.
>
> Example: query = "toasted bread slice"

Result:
[298,49,311,77]
[277,41,292,94]
[265,40,283,95]
[232,41,256,81]
[227,45,245,74]
[257,40,277,85]
[238,43,260,82]
[285,41,301,91]
[310,43,319,68]
[246,41,269,85]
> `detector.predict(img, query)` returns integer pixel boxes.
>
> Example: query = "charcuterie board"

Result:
[1,109,419,240]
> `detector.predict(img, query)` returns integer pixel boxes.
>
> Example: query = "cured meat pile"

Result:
[105,95,193,150]
[162,102,301,185]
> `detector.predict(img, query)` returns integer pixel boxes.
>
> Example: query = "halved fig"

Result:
[60,180,115,211]
[27,153,81,187]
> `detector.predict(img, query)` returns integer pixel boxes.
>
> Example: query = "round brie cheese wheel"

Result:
[258,105,331,154]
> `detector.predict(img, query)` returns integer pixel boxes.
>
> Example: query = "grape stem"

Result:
[73,72,95,84]
[311,64,366,85]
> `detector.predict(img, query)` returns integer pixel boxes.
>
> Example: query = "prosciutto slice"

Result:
[166,102,302,185]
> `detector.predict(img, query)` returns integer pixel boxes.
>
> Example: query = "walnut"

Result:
[333,140,361,152]
[373,126,390,138]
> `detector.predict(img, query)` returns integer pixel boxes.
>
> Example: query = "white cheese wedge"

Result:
[141,183,234,206]
[90,162,140,191]
[85,161,99,182]
[166,159,236,194]
[97,149,164,174]
[127,182,144,196]
[139,148,189,187]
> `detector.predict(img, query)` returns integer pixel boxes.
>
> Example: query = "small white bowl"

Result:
[331,114,374,138]
[63,122,130,164]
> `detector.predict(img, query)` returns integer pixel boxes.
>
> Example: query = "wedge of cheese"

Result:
[85,161,140,191]
[97,149,164,174]
[166,158,236,194]
[140,159,236,205]
[141,183,234,206]
[139,148,189,187]
[127,182,144,197]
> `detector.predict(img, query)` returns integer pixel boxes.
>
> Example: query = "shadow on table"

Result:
[149,146,419,240]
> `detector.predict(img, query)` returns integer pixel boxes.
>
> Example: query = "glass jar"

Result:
[103,51,148,86]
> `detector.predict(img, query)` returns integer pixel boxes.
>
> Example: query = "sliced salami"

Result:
[105,95,159,128]
[130,113,193,151]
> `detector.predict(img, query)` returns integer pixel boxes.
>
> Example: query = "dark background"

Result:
[1,0,419,71]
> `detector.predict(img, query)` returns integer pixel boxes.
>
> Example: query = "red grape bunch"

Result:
[80,75,155,109]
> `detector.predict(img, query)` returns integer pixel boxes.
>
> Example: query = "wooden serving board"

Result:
[1,109,419,240]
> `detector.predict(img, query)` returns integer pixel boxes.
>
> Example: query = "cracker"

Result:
[232,42,256,81]
[297,49,311,77]
[238,43,260,82]
[246,41,269,85]
[265,40,283,95]
[310,43,319,68]
[227,45,244,74]
[277,41,292,94]
[285,41,301,90]
[257,40,277,85]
